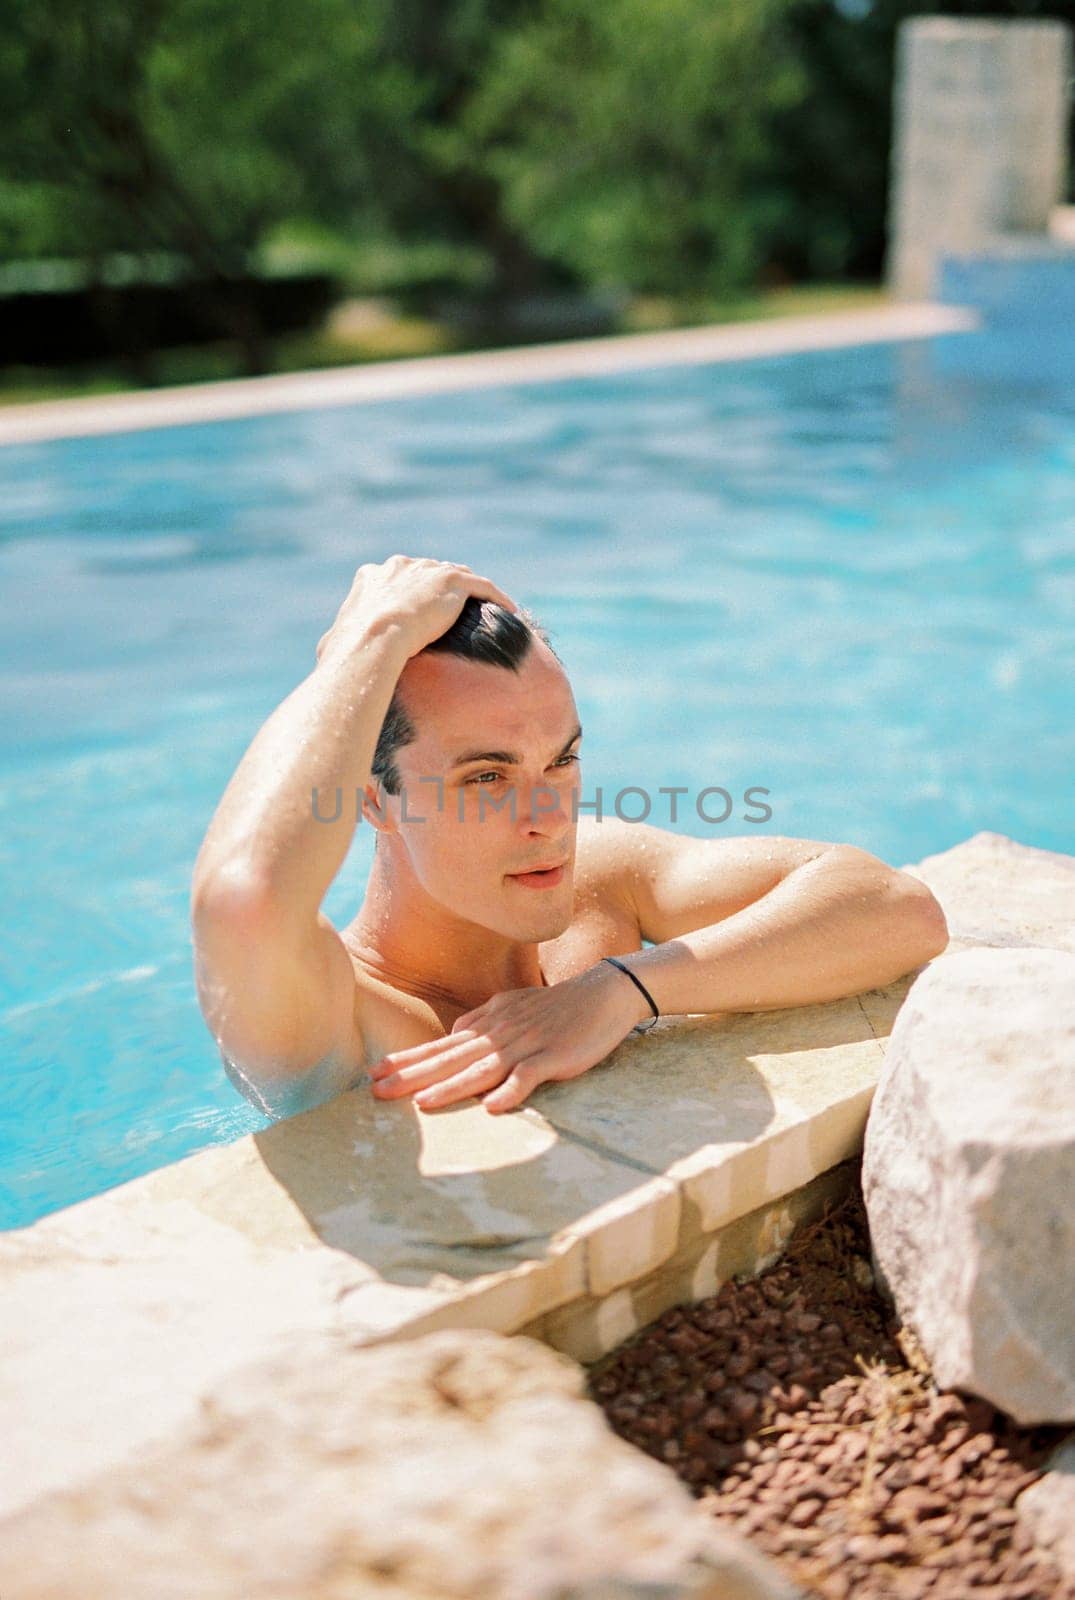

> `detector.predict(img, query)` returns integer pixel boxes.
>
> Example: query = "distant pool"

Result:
[2,325,1074,1230]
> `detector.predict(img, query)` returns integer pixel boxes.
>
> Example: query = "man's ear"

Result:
[360,781,395,839]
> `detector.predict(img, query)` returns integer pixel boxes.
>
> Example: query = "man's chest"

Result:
[536,881,642,984]
[349,876,642,1065]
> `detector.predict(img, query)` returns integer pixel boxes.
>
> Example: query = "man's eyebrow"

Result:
[448,723,583,769]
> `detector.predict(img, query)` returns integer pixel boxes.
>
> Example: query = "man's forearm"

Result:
[192,622,410,923]
[614,849,948,1020]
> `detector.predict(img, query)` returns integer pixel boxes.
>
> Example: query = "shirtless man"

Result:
[191,555,948,1120]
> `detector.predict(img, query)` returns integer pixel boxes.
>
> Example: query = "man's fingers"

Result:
[372,1032,546,1106]
[414,1053,518,1109]
[369,1033,507,1097]
[482,1057,548,1114]
[368,1030,481,1077]
[451,1013,488,1035]
[467,576,518,614]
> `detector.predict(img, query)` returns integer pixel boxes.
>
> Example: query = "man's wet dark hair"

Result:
[370,597,561,799]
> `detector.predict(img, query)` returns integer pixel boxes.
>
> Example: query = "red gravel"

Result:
[585,1169,1073,1599]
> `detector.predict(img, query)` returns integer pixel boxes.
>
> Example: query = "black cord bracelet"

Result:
[602,956,660,1034]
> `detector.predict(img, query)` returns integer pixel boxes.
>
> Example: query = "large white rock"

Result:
[0,1326,801,1600]
[899,830,1075,955]
[1016,1433,1075,1582]
[862,944,1075,1425]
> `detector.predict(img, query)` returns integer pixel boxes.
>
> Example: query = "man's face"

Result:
[377,641,582,942]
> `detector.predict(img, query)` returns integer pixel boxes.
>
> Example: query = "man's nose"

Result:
[517,782,571,831]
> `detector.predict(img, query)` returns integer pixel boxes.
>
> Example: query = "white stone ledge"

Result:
[0,301,979,447]
[1,828,1068,1521]
[0,988,900,1519]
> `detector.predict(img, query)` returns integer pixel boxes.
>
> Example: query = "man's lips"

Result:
[507,861,568,876]
[506,861,569,887]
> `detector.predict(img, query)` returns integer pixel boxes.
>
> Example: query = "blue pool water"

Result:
[2,325,1074,1230]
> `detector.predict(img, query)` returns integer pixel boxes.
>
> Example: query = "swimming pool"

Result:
[2,323,1073,1230]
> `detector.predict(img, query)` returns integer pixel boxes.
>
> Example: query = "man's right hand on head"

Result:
[315,555,519,670]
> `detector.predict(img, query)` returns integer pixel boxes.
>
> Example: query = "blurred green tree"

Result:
[450,0,810,298]
[762,0,898,283]
[373,0,565,295]
[369,0,1075,294]
[0,0,428,369]
[2,0,1072,373]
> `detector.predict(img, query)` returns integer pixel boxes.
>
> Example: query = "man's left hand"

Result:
[366,961,648,1113]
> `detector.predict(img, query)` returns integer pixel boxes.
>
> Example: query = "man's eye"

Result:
[465,753,578,787]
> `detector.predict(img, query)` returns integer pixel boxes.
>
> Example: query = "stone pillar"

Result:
[885,17,1073,299]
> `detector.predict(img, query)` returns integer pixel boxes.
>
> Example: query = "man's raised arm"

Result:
[189,555,517,1116]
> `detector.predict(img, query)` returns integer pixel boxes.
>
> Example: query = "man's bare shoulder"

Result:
[573,815,675,903]
[576,812,657,861]
[572,819,841,943]
[576,817,838,880]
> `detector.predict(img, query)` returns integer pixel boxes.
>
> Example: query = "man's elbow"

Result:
[893,871,949,965]
[219,1046,359,1120]
[192,893,364,1121]
[219,1047,294,1118]
[828,848,949,966]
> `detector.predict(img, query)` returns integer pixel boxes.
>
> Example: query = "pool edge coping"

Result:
[0,300,980,446]
[4,831,1074,1521]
